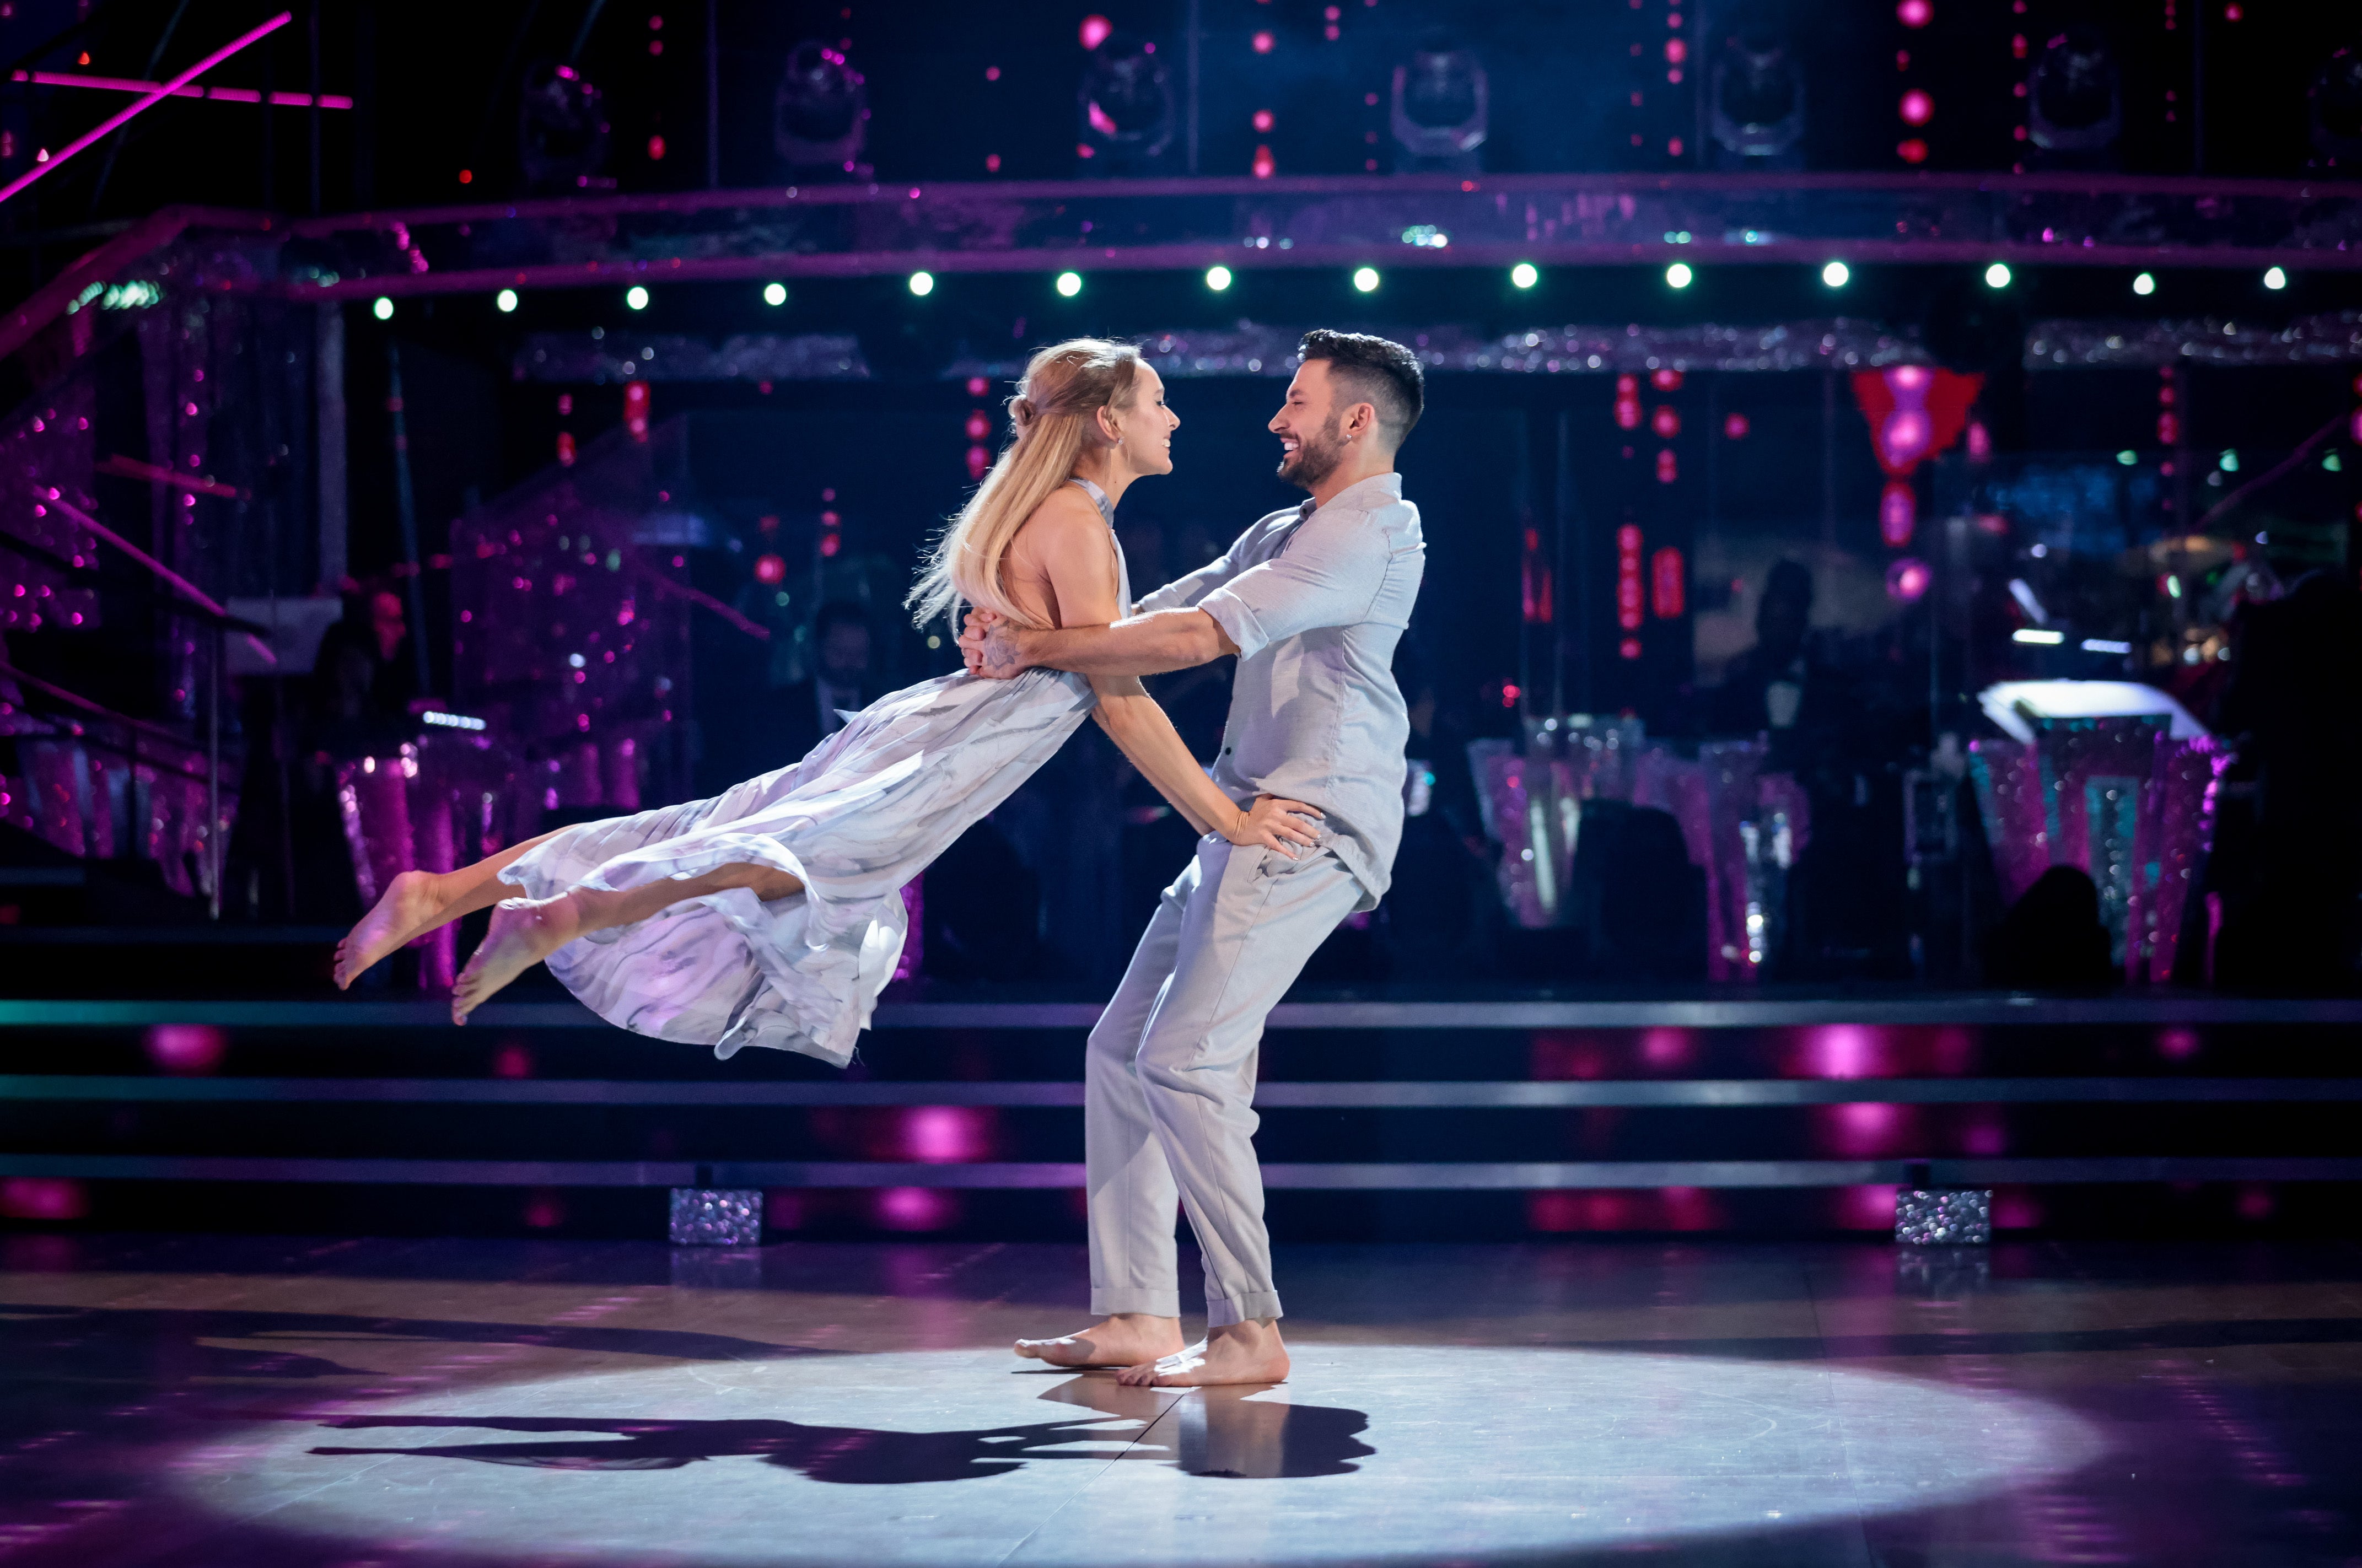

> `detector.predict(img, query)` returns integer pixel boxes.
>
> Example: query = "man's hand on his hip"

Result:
[959,608,1033,680]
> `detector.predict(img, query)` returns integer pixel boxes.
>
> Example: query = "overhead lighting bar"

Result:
[9,67,349,108]
[0,12,294,208]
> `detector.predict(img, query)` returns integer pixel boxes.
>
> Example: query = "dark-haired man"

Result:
[960,330,1426,1387]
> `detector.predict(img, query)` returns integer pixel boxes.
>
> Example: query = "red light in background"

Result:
[1900,89,1933,125]
[899,1106,995,1163]
[1650,367,1683,391]
[966,444,991,480]
[1898,138,1929,163]
[492,1041,535,1078]
[1880,479,1917,546]
[1619,637,1643,660]
[985,153,1001,171]
[1650,546,1685,618]
[1897,0,1932,23]
[521,1189,566,1229]
[964,411,991,441]
[623,380,651,441]
[1655,448,1678,483]
[1499,682,1521,709]
[458,168,472,184]
[1617,524,1644,631]
[754,553,787,584]
[819,532,841,558]
[1723,411,1750,439]
[1079,14,1113,49]
[1665,37,1686,63]
[1967,421,1992,460]
[2159,412,2181,444]
[647,134,665,160]
[556,432,576,466]
[1651,405,1680,439]
[1251,143,1275,177]
[1251,30,1274,52]
[1253,108,1274,131]
[966,376,990,397]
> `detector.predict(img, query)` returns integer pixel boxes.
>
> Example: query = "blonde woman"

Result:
[331,340,1321,1053]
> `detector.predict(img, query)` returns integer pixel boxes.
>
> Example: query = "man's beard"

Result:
[1276,417,1346,491]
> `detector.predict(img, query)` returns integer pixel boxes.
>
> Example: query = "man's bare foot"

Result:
[451,895,584,1024]
[334,870,449,988]
[1115,1319,1288,1387]
[1013,1313,1186,1370]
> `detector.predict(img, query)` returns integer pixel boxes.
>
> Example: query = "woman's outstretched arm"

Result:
[1022,505,1320,855]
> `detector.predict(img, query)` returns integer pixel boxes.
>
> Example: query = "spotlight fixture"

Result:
[1821,260,1850,288]
[371,296,393,321]
[1390,31,1487,171]
[1708,31,1805,163]
[1666,262,1694,289]
[1352,266,1381,293]
[625,285,649,310]
[2028,25,2121,154]
[1204,265,1233,291]
[774,40,868,175]
[495,288,519,312]
[2263,266,2288,290]
[517,60,611,193]
[762,282,787,306]
[1984,262,2011,289]
[907,271,935,297]
[1055,271,1083,297]
[1510,261,1538,288]
[2133,271,2155,296]
[1077,30,1174,174]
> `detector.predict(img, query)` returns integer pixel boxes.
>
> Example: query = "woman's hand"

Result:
[1222,794,1325,856]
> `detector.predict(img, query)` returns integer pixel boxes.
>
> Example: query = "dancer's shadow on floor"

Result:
[310,1376,1372,1483]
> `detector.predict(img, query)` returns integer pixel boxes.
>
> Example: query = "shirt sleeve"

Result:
[1131,520,1262,615]
[1196,511,1386,661]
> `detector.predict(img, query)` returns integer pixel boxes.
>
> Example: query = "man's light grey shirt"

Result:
[1135,472,1424,909]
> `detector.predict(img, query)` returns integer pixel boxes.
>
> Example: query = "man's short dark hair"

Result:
[1299,329,1424,447]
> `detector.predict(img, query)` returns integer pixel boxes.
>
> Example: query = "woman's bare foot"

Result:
[451,896,585,1024]
[1114,1319,1288,1387]
[1014,1313,1186,1369]
[334,870,450,988]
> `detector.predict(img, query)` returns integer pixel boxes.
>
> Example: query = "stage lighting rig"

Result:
[2027,26,2120,156]
[1708,31,1804,166]
[774,41,868,177]
[517,61,611,193]
[1077,31,1175,174]
[1390,33,1487,173]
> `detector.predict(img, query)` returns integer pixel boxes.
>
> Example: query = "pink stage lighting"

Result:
[1880,481,1917,547]
[898,1106,994,1164]
[874,1186,960,1232]
[144,1023,227,1074]
[1885,557,1932,603]
[1078,14,1114,50]
[1897,0,1933,24]
[1900,89,1933,126]
[1,1176,87,1220]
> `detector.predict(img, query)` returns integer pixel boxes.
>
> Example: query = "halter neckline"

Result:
[1069,476,1114,525]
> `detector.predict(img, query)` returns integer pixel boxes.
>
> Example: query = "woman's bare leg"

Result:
[333,828,569,989]
[451,861,805,1024]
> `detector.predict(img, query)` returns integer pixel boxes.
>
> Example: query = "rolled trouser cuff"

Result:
[1204,1288,1283,1328]
[1090,1286,1182,1318]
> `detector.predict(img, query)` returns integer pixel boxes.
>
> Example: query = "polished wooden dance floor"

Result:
[2,1234,2356,1566]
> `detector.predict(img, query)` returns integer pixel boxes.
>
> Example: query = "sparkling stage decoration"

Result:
[1470,718,1807,981]
[668,1187,765,1247]
[1968,716,2225,979]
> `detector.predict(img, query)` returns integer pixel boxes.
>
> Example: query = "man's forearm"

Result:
[1023,608,1232,677]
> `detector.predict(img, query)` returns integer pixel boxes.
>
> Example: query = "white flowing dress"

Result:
[501,483,1128,1068]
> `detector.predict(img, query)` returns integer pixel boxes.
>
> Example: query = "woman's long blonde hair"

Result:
[908,338,1143,628]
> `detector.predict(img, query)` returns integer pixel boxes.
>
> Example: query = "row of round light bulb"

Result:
[367,263,2303,321]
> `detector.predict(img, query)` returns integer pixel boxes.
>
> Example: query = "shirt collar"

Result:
[1298,471,1405,520]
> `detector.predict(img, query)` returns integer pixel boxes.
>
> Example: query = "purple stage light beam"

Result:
[0,12,294,209]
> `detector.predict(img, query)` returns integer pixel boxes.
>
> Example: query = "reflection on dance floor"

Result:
[2,1235,2355,1566]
